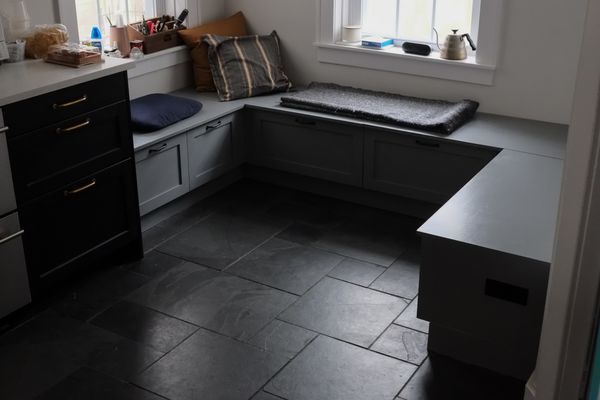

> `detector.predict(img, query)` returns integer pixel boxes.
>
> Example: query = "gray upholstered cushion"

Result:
[204,31,292,101]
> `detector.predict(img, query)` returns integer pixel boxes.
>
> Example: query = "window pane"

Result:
[434,0,474,39]
[75,0,100,41]
[398,0,434,41]
[362,0,397,38]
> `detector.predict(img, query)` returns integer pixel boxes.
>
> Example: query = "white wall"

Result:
[0,0,58,24]
[225,0,587,124]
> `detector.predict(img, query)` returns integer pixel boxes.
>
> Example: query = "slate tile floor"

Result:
[0,179,525,400]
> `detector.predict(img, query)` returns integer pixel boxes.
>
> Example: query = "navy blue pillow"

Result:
[130,94,203,133]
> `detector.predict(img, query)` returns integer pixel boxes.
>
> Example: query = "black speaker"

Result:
[401,42,432,56]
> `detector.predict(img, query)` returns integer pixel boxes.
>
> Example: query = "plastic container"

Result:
[6,40,26,62]
[45,43,101,67]
[90,26,102,52]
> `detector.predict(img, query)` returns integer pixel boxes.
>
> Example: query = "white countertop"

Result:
[0,57,135,107]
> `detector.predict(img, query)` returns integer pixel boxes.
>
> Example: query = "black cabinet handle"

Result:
[206,120,223,131]
[148,143,168,154]
[56,118,91,135]
[53,95,88,110]
[415,139,441,148]
[64,179,97,197]
[294,117,317,126]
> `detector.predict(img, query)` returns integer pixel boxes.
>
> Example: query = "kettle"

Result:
[434,29,477,60]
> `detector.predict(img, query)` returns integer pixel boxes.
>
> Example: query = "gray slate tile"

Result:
[276,222,325,245]
[90,301,198,353]
[315,220,407,266]
[328,258,386,287]
[394,298,429,334]
[252,392,284,400]
[266,335,417,400]
[227,238,343,295]
[125,250,187,278]
[371,325,428,365]
[36,367,164,400]
[134,329,289,400]
[279,277,408,347]
[248,320,317,359]
[129,262,297,340]
[370,250,421,299]
[0,310,161,400]
[158,209,289,270]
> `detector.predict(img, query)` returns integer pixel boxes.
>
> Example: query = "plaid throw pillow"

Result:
[204,31,292,101]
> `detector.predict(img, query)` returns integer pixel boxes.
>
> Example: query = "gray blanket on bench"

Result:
[280,82,479,134]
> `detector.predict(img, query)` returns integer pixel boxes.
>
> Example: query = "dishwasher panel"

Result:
[0,211,31,318]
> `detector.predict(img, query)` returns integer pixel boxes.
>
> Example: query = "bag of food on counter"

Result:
[25,24,69,59]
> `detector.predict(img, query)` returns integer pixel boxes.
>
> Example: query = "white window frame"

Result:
[316,0,505,85]
[57,0,199,43]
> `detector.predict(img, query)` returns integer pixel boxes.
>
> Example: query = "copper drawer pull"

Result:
[64,179,96,196]
[56,118,91,134]
[53,95,88,110]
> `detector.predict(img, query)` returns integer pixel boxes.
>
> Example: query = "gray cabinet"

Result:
[418,235,549,380]
[250,111,364,186]
[135,135,189,216]
[364,129,498,204]
[187,113,240,190]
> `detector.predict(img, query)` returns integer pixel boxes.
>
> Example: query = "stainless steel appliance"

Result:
[0,107,31,318]
[0,18,9,61]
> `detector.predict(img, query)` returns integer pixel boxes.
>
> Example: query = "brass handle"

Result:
[64,179,96,196]
[56,118,91,135]
[53,95,88,110]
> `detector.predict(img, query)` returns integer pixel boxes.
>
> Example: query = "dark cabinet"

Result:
[20,160,140,281]
[6,71,142,291]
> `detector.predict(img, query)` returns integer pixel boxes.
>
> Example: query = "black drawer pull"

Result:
[206,120,223,131]
[53,95,88,110]
[56,118,91,135]
[64,179,96,197]
[485,279,529,306]
[415,139,440,148]
[148,143,168,154]
[294,117,317,126]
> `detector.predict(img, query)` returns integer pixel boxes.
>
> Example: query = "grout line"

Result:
[325,275,415,302]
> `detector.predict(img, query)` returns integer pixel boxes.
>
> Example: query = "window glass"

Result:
[74,0,150,42]
[362,0,397,38]
[397,0,434,41]
[434,0,473,39]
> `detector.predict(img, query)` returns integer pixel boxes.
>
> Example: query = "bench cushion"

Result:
[178,12,248,92]
[204,31,292,101]
[130,94,202,133]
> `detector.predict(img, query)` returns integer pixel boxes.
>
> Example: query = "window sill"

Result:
[315,42,496,85]
[127,45,191,79]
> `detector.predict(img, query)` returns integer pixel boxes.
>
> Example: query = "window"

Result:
[317,0,505,85]
[74,0,155,42]
[358,0,479,47]
[58,0,196,44]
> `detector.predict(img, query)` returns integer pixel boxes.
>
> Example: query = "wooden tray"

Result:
[127,18,185,54]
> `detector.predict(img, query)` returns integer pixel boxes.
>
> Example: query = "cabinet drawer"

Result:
[188,114,235,191]
[20,159,140,281]
[135,135,190,216]
[364,129,498,204]
[250,111,363,186]
[3,73,128,137]
[9,102,133,203]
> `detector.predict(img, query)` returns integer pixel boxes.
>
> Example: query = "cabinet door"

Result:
[9,102,133,203]
[187,114,235,190]
[135,135,190,216]
[250,111,364,186]
[20,159,140,282]
[364,129,498,204]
